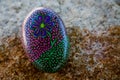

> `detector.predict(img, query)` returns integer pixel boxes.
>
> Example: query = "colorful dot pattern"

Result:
[23,8,69,72]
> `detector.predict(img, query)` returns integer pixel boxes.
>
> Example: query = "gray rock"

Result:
[114,0,120,5]
[0,0,120,40]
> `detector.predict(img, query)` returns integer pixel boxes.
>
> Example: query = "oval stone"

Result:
[22,7,69,73]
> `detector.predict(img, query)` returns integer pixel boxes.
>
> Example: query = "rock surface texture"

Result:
[22,8,69,73]
[0,0,120,80]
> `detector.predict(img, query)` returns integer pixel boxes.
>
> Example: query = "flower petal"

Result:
[47,21,54,27]
[40,28,47,38]
[45,25,51,31]
[38,16,42,22]
[29,20,39,30]
[34,28,41,37]
[44,16,50,23]
[34,20,40,25]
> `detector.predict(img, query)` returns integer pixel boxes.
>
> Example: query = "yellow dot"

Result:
[40,23,45,28]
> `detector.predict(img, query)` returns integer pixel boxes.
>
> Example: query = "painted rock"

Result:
[22,7,69,73]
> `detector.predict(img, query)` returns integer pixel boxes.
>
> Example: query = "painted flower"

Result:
[30,15,54,38]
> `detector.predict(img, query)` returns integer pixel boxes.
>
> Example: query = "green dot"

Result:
[40,23,45,28]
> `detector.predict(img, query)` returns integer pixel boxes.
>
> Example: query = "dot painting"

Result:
[22,7,69,73]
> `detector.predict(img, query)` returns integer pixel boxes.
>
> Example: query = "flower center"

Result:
[40,23,45,28]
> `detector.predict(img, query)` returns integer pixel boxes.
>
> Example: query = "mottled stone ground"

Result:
[0,26,120,80]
